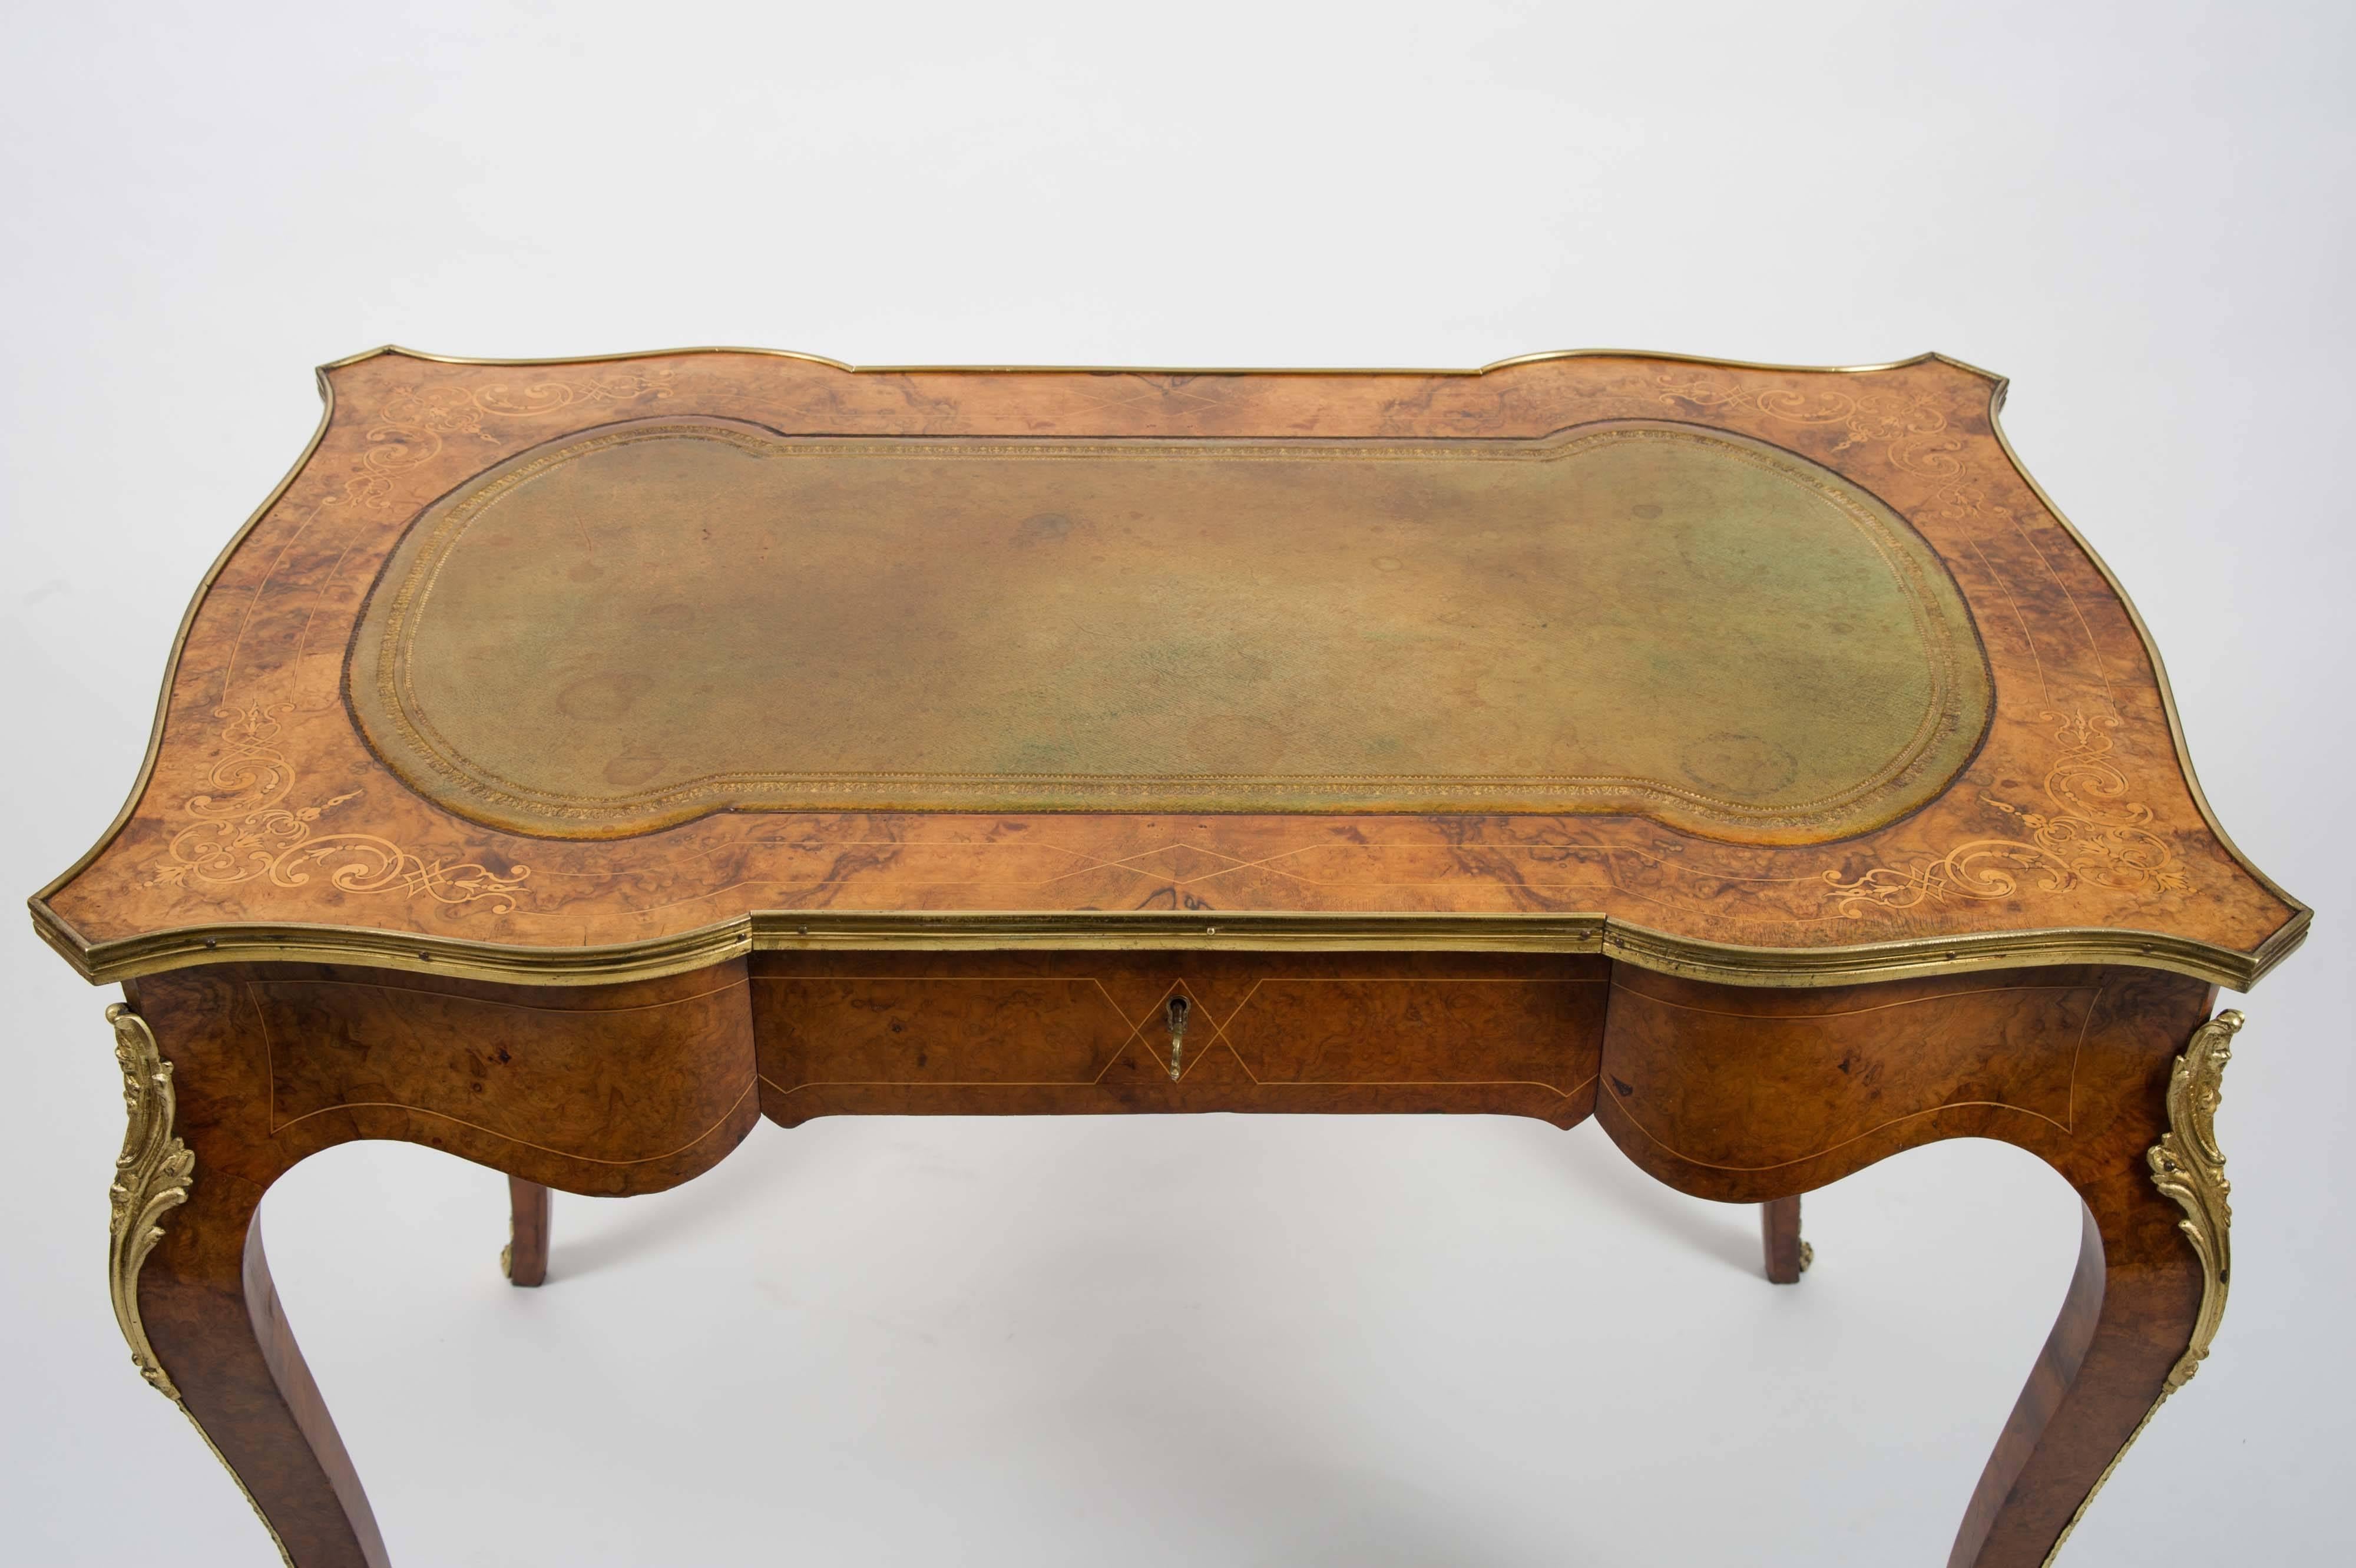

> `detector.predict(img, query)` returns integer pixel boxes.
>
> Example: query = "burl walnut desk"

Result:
[31,347,2308,1566]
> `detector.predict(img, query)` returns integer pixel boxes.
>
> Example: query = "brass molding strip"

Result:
[2040,1008,2245,1566]
[34,902,2303,992]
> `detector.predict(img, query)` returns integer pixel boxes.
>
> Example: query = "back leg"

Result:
[504,1177,551,1287]
[1761,1195,1811,1284]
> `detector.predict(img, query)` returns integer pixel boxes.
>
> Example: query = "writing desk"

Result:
[32,347,2307,1566]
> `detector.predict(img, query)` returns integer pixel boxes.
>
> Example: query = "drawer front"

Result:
[752,951,1606,1127]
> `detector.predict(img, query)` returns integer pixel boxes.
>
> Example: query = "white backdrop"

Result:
[4,4,2350,1564]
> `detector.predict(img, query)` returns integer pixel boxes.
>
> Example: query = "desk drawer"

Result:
[750,951,1605,1126]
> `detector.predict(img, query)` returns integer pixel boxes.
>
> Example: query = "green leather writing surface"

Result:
[349,416,1990,841]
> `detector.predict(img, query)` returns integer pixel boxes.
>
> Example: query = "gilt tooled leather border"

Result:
[346,416,1991,841]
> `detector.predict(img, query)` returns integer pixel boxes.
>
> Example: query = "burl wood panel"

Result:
[135,961,759,1199]
[37,349,2302,984]
[1593,963,2219,1568]
[244,968,756,1192]
[1600,967,2107,1193]
[754,951,1605,1126]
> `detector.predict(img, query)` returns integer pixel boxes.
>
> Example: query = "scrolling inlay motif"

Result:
[1655,374,1978,517]
[1656,374,2198,915]
[1823,710,2192,915]
[325,371,676,512]
[151,704,530,913]
[141,368,676,909]
[105,1003,193,1400]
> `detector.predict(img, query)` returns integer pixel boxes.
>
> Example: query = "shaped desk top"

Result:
[31,348,2306,990]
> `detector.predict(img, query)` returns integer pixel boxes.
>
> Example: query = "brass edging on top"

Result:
[1979,379,2309,933]
[320,342,1994,382]
[29,368,345,912]
[29,899,2300,994]
[28,345,2304,996]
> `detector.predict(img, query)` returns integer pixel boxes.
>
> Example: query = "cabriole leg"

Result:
[1595,966,2241,1565]
[107,1004,389,1567]
[1948,1011,2240,1568]
[102,960,759,1564]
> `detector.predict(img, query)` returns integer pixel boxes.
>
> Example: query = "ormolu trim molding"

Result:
[32,902,2304,993]
[105,1003,193,1400]
[2149,1008,2242,1394]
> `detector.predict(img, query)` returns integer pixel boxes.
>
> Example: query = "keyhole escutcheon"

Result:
[1165,994,1190,1081]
